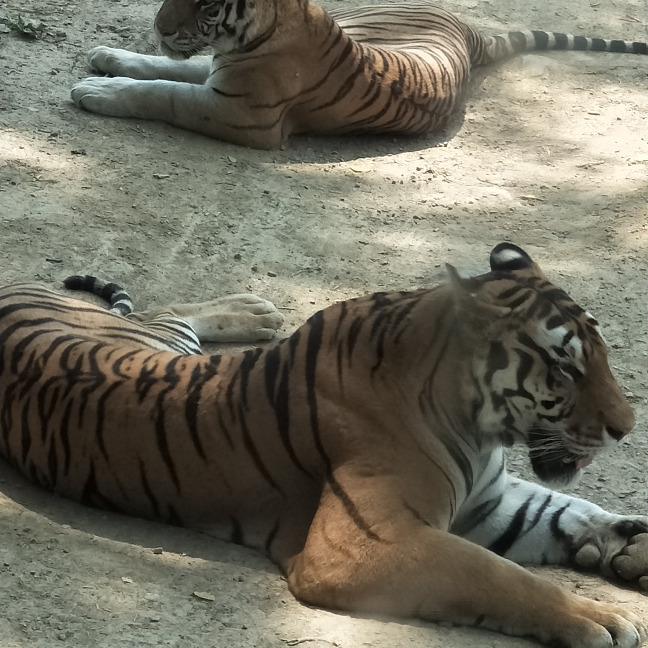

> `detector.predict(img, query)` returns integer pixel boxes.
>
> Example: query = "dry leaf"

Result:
[193,591,215,601]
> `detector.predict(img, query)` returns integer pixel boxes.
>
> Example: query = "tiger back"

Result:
[70,0,648,148]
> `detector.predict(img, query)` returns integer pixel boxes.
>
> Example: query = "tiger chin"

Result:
[0,243,647,648]
[69,0,648,148]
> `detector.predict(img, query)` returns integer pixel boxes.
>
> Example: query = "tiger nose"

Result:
[606,425,626,441]
[605,414,635,441]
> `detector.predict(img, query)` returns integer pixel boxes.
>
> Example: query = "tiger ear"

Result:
[445,263,481,295]
[489,243,534,272]
[446,263,512,323]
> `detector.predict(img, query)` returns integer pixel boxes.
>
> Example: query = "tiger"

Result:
[1,243,647,647]
[69,0,648,149]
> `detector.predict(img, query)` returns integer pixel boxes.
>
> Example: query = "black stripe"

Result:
[139,458,161,518]
[134,358,158,402]
[454,495,503,536]
[305,311,383,541]
[81,462,121,511]
[485,341,508,385]
[591,38,607,52]
[495,284,522,301]
[95,382,122,461]
[153,357,182,492]
[216,407,235,450]
[549,503,570,542]
[264,344,281,401]
[305,311,328,467]
[238,403,282,492]
[327,475,383,542]
[512,349,537,403]
[275,358,312,476]
[403,501,432,527]
[506,291,531,310]
[553,33,568,50]
[238,347,262,409]
[561,330,575,347]
[320,20,345,59]
[527,494,554,531]
[517,332,554,367]
[488,495,533,555]
[531,30,549,50]
[346,317,363,360]
[185,356,221,458]
[545,314,564,329]
[391,295,419,343]
[573,36,588,50]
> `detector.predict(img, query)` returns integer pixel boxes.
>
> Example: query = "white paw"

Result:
[87,45,123,74]
[612,532,648,590]
[216,294,284,341]
[71,76,138,116]
[87,46,149,78]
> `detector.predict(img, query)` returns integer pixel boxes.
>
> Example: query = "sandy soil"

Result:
[0,0,647,646]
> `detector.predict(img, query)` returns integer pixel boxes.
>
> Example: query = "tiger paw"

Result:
[570,515,648,585]
[168,294,285,343]
[71,76,139,117]
[87,45,126,75]
[552,596,647,648]
[209,294,284,342]
[86,46,151,79]
[612,532,648,591]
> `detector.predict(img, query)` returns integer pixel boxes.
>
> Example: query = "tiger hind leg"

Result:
[131,294,285,343]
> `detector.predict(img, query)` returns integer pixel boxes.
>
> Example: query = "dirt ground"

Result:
[1,0,647,646]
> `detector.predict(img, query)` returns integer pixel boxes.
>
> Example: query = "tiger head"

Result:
[154,0,273,58]
[456,243,635,485]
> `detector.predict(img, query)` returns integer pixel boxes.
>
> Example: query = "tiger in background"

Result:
[1,243,647,647]
[69,0,648,148]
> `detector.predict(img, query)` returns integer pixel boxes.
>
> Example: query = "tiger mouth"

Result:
[562,455,593,470]
[527,428,595,484]
[159,42,195,60]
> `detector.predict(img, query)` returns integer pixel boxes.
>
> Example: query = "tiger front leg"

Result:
[286,486,647,648]
[455,472,648,589]
[134,294,284,343]
[70,77,288,148]
[84,46,212,83]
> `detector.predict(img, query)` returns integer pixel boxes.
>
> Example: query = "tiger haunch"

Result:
[1,243,647,647]
[70,1,647,148]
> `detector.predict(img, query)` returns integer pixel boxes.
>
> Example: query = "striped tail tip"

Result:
[63,274,134,316]
[485,30,648,62]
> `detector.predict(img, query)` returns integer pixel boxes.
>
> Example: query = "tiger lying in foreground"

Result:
[69,0,648,148]
[1,243,647,646]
